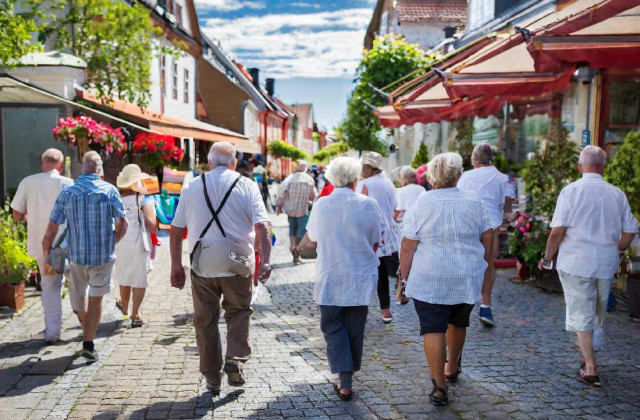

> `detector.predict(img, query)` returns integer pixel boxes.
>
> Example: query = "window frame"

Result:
[172,60,178,100]
[183,68,189,104]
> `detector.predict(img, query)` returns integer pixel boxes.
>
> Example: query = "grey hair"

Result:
[398,165,417,184]
[297,160,309,172]
[82,151,103,174]
[578,145,606,166]
[41,148,64,165]
[326,157,361,188]
[471,142,493,165]
[427,153,463,188]
[208,142,237,166]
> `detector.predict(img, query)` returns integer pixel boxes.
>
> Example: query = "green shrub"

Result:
[0,201,35,284]
[313,142,350,164]
[267,140,309,161]
[411,143,430,169]
[605,130,640,221]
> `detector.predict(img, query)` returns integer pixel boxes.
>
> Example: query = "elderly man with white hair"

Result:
[305,156,384,401]
[542,145,637,388]
[276,160,316,264]
[43,151,127,362]
[11,148,73,343]
[170,142,272,398]
[457,142,514,327]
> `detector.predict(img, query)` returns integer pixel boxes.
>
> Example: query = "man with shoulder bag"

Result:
[170,142,272,398]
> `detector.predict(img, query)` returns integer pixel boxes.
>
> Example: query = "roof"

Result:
[397,0,466,24]
[19,51,87,69]
[75,89,252,146]
[289,104,314,127]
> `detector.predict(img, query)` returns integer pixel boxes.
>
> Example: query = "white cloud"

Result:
[201,9,372,79]
[290,2,321,8]
[195,0,265,12]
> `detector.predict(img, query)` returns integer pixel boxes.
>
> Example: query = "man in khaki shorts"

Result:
[542,146,637,387]
[43,151,128,362]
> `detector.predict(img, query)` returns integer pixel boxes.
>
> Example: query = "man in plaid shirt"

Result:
[276,161,316,264]
[43,151,128,362]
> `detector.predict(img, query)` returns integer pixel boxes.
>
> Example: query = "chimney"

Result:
[265,78,275,97]
[248,68,260,89]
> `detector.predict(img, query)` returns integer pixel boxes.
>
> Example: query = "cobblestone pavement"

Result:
[1,214,639,419]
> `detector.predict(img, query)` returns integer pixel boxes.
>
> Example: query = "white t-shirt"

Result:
[551,173,638,279]
[357,173,397,256]
[396,184,425,212]
[172,167,270,258]
[457,165,514,229]
[10,170,73,262]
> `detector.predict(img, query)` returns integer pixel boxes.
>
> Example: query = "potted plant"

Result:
[131,132,184,182]
[52,115,127,161]
[0,203,35,311]
[517,119,579,291]
[604,130,640,318]
[268,139,309,161]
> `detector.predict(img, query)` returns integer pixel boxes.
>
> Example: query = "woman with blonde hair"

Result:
[400,152,492,406]
[114,164,157,327]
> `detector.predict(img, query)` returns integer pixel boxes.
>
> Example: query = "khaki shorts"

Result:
[69,262,114,312]
[558,270,610,332]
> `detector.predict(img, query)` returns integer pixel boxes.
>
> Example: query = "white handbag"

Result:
[190,174,253,278]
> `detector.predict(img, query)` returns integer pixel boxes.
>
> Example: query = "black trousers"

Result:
[319,305,369,374]
[378,253,399,310]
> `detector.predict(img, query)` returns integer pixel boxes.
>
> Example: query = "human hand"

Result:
[257,262,271,283]
[537,259,544,271]
[275,206,282,216]
[170,265,186,289]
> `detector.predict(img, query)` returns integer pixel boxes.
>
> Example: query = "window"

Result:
[183,69,189,103]
[172,61,178,100]
[175,4,183,25]
[167,0,174,14]
[160,55,166,97]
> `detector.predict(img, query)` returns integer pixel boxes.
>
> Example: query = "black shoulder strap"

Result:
[199,173,242,239]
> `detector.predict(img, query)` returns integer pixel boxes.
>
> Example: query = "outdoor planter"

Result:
[0,282,26,311]
[533,269,563,293]
[627,266,640,319]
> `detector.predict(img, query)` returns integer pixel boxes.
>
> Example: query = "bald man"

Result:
[11,148,73,343]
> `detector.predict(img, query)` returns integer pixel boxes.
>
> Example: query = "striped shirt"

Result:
[282,172,315,217]
[50,174,125,266]
[402,188,490,305]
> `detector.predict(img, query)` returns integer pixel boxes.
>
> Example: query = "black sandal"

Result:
[334,384,353,401]
[429,379,448,406]
[446,351,462,383]
[577,371,601,387]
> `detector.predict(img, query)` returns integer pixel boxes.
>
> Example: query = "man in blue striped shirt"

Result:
[43,151,128,362]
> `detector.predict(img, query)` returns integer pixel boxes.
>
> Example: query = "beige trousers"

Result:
[558,270,610,332]
[190,271,253,381]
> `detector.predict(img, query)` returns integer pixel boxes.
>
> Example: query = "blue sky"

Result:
[196,0,377,130]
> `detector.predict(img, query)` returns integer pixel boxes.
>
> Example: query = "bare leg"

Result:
[76,297,88,327]
[83,296,103,342]
[290,236,300,263]
[577,331,598,376]
[423,333,447,394]
[131,288,146,320]
[481,231,497,306]
[119,285,131,315]
[444,325,467,375]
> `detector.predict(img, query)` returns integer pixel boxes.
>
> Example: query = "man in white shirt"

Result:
[11,148,73,343]
[170,142,272,398]
[542,145,637,388]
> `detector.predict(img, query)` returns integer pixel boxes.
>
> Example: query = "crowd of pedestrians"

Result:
[9,139,637,407]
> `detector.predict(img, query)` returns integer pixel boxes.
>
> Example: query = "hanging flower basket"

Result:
[52,115,127,161]
[132,132,184,176]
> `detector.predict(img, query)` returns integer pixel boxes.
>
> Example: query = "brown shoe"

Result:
[224,360,246,386]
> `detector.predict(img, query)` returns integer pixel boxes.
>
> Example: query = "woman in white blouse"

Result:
[457,143,514,327]
[306,157,384,401]
[400,153,492,406]
[394,165,425,222]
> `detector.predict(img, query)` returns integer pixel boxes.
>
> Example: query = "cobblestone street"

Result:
[1,215,640,419]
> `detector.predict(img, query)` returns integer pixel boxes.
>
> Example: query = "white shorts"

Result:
[114,241,149,288]
[69,262,114,312]
[558,270,610,332]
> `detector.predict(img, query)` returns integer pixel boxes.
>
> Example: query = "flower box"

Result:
[0,282,25,311]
